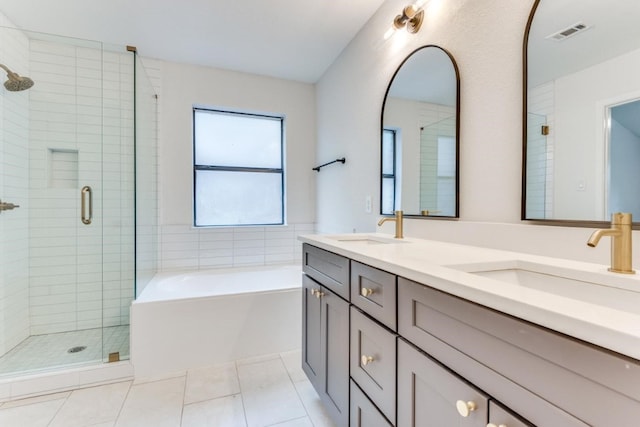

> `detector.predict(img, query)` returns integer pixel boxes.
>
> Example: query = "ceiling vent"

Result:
[546,22,592,41]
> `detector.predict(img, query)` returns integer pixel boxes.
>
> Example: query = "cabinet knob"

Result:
[361,355,374,366]
[360,287,374,297]
[487,424,507,427]
[456,400,477,417]
[310,288,324,298]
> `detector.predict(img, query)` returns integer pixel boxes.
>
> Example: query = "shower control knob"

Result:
[0,200,20,213]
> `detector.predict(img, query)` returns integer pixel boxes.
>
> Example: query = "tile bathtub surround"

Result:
[0,350,336,427]
[159,223,315,272]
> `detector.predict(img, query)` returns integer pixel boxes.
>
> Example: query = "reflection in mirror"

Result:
[524,0,640,222]
[381,45,459,217]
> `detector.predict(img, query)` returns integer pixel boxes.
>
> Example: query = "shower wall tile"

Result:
[0,22,31,357]
[528,82,555,218]
[158,222,315,272]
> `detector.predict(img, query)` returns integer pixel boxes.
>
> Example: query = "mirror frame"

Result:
[521,0,638,228]
[380,44,461,219]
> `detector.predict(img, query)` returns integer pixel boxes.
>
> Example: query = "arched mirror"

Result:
[381,45,460,218]
[523,0,640,224]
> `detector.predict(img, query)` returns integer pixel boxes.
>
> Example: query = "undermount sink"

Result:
[453,261,640,314]
[324,234,407,245]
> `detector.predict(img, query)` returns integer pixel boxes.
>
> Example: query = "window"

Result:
[193,108,285,226]
[381,129,397,215]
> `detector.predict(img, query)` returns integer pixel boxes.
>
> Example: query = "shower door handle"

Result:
[81,186,92,225]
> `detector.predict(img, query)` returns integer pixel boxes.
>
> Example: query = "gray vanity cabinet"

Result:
[301,244,640,427]
[398,338,489,427]
[302,274,350,426]
[350,380,393,427]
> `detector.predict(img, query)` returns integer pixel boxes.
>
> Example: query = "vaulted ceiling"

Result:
[0,0,387,83]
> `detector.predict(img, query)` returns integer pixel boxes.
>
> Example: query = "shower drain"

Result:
[67,346,87,354]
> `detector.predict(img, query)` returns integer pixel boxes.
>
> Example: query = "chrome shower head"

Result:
[0,63,34,92]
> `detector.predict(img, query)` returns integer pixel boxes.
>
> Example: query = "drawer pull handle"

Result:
[361,355,374,366]
[487,424,507,427]
[360,287,374,297]
[456,400,477,417]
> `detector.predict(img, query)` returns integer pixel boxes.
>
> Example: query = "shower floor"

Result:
[0,325,129,378]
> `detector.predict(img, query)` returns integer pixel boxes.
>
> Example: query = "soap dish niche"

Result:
[48,148,78,189]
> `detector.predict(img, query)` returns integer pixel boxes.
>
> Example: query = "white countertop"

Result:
[299,233,640,360]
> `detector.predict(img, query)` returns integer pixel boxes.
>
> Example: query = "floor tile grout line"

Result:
[234,360,250,427]
[111,380,134,427]
[265,415,311,427]
[45,389,70,427]
[279,352,317,427]
[179,371,188,427]
[290,376,316,426]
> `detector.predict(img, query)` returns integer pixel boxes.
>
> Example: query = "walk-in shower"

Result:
[0,25,157,380]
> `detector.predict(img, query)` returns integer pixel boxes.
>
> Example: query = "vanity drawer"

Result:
[350,307,396,422]
[350,261,396,330]
[302,243,350,300]
[350,379,393,427]
[489,401,533,427]
[397,338,489,427]
[397,277,637,426]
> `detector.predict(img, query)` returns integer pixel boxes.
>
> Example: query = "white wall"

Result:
[156,61,317,271]
[315,0,640,265]
[553,48,640,220]
[609,118,640,217]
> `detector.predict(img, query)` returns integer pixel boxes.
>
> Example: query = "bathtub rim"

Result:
[135,263,302,304]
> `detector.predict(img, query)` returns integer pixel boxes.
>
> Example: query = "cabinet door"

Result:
[302,274,350,426]
[321,285,350,426]
[398,339,489,427]
[488,401,533,427]
[302,274,323,387]
[350,307,396,422]
[350,380,393,427]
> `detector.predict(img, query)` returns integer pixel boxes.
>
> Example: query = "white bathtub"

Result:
[131,264,301,378]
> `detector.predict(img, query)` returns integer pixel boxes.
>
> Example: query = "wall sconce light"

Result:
[384,1,427,40]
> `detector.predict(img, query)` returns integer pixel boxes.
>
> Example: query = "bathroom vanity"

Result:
[300,234,640,427]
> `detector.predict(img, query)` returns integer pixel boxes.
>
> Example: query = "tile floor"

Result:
[0,350,336,427]
[0,326,130,377]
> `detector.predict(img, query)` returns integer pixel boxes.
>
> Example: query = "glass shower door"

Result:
[0,67,31,374]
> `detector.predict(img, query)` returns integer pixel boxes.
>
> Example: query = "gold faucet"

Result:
[378,210,403,239]
[587,212,635,274]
